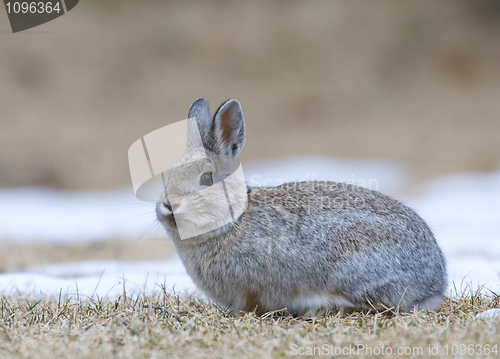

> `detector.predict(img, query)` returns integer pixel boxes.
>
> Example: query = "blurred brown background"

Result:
[1,0,499,189]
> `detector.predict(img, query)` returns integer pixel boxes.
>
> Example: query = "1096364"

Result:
[5,1,61,14]
[443,344,498,356]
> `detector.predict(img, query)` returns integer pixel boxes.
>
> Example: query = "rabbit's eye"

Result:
[200,172,213,186]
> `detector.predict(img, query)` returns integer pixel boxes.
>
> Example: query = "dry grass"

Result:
[0,285,499,358]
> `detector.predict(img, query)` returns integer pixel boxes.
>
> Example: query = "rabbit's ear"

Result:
[211,99,246,157]
[188,97,212,140]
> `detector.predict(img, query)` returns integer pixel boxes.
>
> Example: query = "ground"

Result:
[0,286,499,358]
[1,0,500,189]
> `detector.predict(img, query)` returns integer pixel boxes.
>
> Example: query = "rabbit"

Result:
[156,97,447,316]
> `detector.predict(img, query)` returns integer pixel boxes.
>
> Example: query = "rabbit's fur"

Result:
[157,98,447,316]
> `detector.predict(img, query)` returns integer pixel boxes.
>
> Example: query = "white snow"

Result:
[405,170,500,295]
[243,155,409,194]
[0,156,499,300]
[476,308,500,319]
[0,187,165,242]
[0,257,198,299]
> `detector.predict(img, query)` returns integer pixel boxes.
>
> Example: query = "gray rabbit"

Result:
[156,97,447,316]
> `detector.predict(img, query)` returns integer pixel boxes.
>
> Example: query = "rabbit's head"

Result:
[156,98,247,240]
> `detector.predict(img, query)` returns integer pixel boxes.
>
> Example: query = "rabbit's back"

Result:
[173,181,447,315]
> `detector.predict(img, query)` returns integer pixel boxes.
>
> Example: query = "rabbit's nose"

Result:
[163,201,179,213]
[164,202,172,212]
